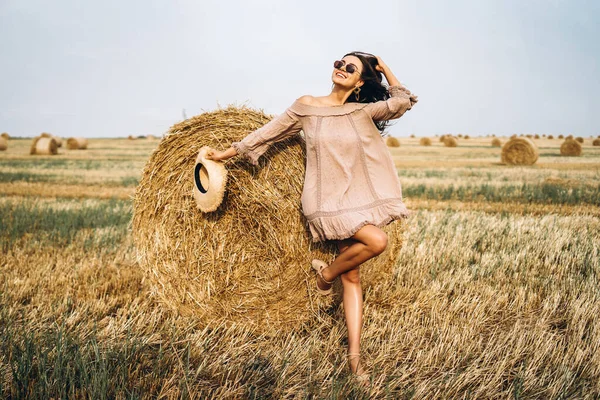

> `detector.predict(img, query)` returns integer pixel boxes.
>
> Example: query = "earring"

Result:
[353,86,361,101]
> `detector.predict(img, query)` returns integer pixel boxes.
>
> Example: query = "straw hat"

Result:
[192,146,228,212]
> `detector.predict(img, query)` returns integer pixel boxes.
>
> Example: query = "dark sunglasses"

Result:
[333,60,360,74]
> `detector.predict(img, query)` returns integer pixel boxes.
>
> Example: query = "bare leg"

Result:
[318,225,388,286]
[319,225,388,377]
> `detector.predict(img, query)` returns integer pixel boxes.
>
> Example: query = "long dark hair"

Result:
[343,51,391,134]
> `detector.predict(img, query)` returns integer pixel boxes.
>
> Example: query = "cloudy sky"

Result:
[1,0,598,138]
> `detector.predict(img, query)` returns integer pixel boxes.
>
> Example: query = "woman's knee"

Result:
[369,231,388,255]
[341,268,361,285]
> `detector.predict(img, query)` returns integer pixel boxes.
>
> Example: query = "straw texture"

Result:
[132,106,405,335]
[30,137,58,155]
[501,137,538,165]
[66,137,88,150]
[560,138,582,156]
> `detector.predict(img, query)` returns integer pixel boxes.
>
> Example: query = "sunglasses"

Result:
[333,60,360,75]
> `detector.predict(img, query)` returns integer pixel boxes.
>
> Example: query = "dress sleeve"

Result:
[231,108,302,165]
[364,85,419,121]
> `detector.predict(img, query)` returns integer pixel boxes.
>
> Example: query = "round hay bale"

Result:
[500,137,538,165]
[146,134,157,140]
[566,134,573,139]
[40,132,52,138]
[464,135,470,139]
[53,136,63,147]
[575,137,584,144]
[542,134,546,137]
[1,132,9,140]
[548,135,554,139]
[558,134,564,139]
[30,137,58,155]
[510,134,517,139]
[128,135,136,140]
[419,137,432,146]
[0,137,7,151]
[66,137,88,150]
[560,138,582,156]
[457,134,463,138]
[409,134,415,138]
[132,106,405,335]
[443,136,458,147]
[386,136,400,147]
[592,138,600,146]
[534,134,540,139]
[491,138,502,147]
[439,135,446,142]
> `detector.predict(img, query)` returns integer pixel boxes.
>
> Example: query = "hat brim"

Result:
[192,146,228,212]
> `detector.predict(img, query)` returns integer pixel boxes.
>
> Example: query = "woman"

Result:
[206,51,418,383]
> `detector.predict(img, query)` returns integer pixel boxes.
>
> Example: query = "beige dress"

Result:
[232,85,418,242]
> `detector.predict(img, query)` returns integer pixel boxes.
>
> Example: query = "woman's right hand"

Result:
[205,146,237,162]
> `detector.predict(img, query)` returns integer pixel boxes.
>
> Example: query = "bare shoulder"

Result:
[296,95,315,105]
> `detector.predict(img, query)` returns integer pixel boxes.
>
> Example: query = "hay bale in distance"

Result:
[534,134,540,139]
[132,106,405,335]
[548,135,554,139]
[0,137,7,151]
[146,134,157,140]
[500,137,538,165]
[41,132,62,147]
[575,137,584,144]
[30,137,58,155]
[443,136,458,147]
[1,132,9,140]
[128,135,136,140]
[560,138,582,156]
[491,138,502,147]
[558,134,564,139]
[439,135,446,142]
[419,137,432,146]
[66,137,88,150]
[592,138,600,146]
[409,134,415,138]
[386,136,400,147]
[464,135,470,139]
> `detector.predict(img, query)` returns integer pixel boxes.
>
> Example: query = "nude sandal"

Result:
[311,259,334,295]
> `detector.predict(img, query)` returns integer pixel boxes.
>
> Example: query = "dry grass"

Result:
[386,136,400,147]
[501,137,538,165]
[1,129,600,397]
[133,107,404,335]
[561,138,583,156]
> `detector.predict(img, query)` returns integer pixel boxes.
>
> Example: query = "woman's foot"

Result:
[347,353,370,386]
[311,259,334,295]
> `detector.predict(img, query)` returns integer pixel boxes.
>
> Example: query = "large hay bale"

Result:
[560,138,582,156]
[491,138,502,147]
[1,132,9,140]
[0,137,7,151]
[30,137,58,155]
[593,138,600,146]
[419,137,432,146]
[443,136,458,147]
[575,136,584,144]
[386,136,400,147]
[500,137,538,165]
[66,137,88,150]
[132,106,405,335]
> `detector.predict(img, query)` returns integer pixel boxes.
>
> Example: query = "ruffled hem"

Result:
[307,199,410,243]
[231,141,260,166]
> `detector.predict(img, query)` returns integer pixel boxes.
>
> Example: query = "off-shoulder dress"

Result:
[232,85,418,243]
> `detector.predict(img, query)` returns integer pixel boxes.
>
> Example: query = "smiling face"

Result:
[331,55,364,89]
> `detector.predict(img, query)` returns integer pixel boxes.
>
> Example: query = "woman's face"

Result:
[331,55,363,89]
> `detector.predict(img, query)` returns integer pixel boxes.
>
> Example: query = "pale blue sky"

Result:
[1,0,599,138]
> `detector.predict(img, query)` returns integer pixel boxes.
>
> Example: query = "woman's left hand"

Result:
[374,55,387,72]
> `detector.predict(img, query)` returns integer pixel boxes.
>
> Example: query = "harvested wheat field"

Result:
[1,124,599,398]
